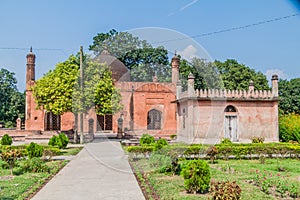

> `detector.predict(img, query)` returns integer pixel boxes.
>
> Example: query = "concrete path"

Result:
[31,139,145,200]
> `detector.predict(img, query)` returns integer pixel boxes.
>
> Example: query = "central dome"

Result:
[94,50,129,81]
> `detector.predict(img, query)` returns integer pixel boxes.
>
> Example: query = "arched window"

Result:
[147,109,162,130]
[224,105,237,112]
[45,111,61,131]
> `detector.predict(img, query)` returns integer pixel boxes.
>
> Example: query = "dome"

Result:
[94,50,129,81]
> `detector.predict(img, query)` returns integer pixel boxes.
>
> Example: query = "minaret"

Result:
[25,47,36,125]
[26,47,36,90]
[171,52,180,84]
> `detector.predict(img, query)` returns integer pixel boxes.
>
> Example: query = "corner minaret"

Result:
[26,47,36,90]
[171,52,180,84]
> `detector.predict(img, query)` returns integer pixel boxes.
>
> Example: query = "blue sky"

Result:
[1,0,300,91]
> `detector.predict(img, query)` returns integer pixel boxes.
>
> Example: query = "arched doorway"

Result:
[147,109,162,130]
[44,111,61,131]
[224,105,238,142]
[97,114,112,131]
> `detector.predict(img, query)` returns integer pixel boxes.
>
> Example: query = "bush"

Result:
[170,134,177,140]
[210,180,242,200]
[0,134,12,145]
[139,134,155,146]
[149,154,173,173]
[48,133,69,149]
[17,157,49,173]
[181,160,211,194]
[279,113,300,143]
[251,136,265,143]
[1,149,23,175]
[59,133,69,149]
[206,146,218,164]
[26,142,44,158]
[0,159,9,169]
[220,138,232,145]
[154,138,168,151]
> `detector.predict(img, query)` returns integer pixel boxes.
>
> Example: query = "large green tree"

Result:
[179,57,223,90]
[32,56,79,115]
[278,78,300,114]
[89,29,170,82]
[32,55,122,116]
[0,68,25,127]
[214,59,269,90]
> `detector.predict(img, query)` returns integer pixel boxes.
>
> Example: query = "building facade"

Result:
[24,49,279,143]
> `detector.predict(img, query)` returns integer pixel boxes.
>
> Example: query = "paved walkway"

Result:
[31,139,145,200]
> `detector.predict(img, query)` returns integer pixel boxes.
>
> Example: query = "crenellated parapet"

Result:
[176,74,279,101]
[195,88,274,99]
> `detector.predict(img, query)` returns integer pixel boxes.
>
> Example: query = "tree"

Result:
[94,67,123,115]
[214,59,269,90]
[32,55,79,115]
[89,29,170,82]
[179,57,223,90]
[0,68,25,127]
[278,78,300,114]
[32,55,122,116]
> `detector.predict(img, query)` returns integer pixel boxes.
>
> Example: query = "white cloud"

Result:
[178,45,198,61]
[265,69,288,80]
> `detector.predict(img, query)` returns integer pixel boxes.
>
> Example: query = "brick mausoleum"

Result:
[23,49,279,143]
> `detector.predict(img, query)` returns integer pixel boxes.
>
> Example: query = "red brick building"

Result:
[25,49,178,137]
[24,49,279,143]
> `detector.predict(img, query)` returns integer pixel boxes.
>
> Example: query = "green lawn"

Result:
[0,146,83,200]
[130,158,300,200]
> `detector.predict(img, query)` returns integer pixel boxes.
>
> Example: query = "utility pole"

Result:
[79,46,84,144]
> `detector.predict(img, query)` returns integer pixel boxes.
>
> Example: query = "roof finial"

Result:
[174,50,177,56]
[30,46,32,52]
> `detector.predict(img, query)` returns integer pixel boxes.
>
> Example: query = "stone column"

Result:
[271,74,279,97]
[176,81,182,98]
[248,80,254,92]
[188,73,195,97]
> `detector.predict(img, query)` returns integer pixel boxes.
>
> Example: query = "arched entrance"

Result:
[97,115,112,131]
[44,111,61,131]
[224,105,238,142]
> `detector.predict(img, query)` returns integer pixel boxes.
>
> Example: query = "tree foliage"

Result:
[89,29,170,82]
[33,54,122,116]
[94,66,123,115]
[0,68,25,127]
[278,78,300,114]
[214,59,269,90]
[32,56,79,115]
[179,57,223,90]
[279,113,300,142]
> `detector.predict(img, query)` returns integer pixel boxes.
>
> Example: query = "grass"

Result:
[130,158,300,200]
[0,160,68,200]
[0,145,83,199]
[58,146,83,156]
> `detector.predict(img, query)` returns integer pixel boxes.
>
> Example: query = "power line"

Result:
[153,13,300,44]
[0,47,69,56]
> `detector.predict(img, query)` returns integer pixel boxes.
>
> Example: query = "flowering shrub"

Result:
[210,180,242,200]
[253,169,300,198]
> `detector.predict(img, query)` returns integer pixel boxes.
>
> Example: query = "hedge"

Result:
[125,143,300,159]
